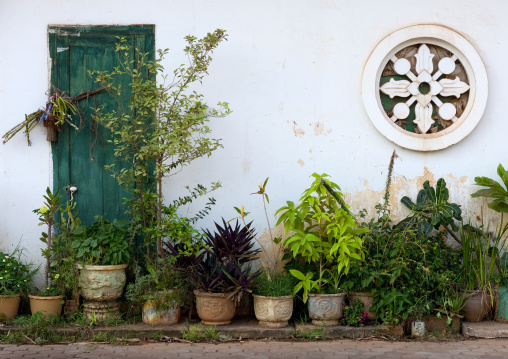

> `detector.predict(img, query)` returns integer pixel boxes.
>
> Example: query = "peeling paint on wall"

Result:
[292,121,305,137]
[297,159,305,166]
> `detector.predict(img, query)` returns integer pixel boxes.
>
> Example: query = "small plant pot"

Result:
[460,289,491,322]
[308,293,345,326]
[0,294,21,321]
[194,290,236,325]
[253,294,294,328]
[350,292,376,321]
[411,320,425,336]
[78,263,128,322]
[29,295,64,318]
[142,292,181,325]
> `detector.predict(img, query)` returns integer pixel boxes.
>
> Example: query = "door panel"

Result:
[49,26,155,225]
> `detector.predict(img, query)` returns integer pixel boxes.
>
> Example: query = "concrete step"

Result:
[462,321,508,338]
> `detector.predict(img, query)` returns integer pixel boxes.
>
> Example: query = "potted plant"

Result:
[459,220,508,322]
[30,188,65,318]
[233,178,295,328]
[431,290,466,332]
[126,258,184,325]
[339,299,367,327]
[276,173,367,326]
[169,219,260,325]
[0,247,35,321]
[71,216,131,321]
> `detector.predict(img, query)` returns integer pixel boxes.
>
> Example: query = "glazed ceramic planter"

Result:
[78,263,128,321]
[0,294,21,321]
[460,289,491,322]
[350,292,376,321]
[29,295,64,318]
[142,291,181,325]
[194,290,236,325]
[308,293,346,326]
[253,294,293,328]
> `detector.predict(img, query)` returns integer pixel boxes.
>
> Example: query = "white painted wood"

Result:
[439,102,457,120]
[415,44,434,74]
[414,103,434,133]
[380,78,411,98]
[393,102,410,119]
[393,58,411,75]
[438,57,456,74]
[439,77,470,98]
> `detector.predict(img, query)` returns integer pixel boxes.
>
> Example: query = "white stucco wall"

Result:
[1,0,507,285]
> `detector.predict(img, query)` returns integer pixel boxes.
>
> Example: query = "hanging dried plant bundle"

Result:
[2,86,105,146]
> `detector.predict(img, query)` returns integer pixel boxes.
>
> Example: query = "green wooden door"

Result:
[49,26,155,225]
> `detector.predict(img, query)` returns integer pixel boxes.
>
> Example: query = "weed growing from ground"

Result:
[181,323,221,342]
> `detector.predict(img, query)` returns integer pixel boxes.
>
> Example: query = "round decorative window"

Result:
[362,25,488,151]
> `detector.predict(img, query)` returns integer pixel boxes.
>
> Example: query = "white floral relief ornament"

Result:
[362,25,488,151]
[380,44,470,134]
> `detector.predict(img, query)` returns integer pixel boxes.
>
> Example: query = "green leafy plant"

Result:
[181,323,221,342]
[460,219,508,295]
[71,216,130,265]
[126,257,184,311]
[472,164,508,213]
[339,299,367,327]
[33,187,62,290]
[400,178,462,244]
[252,270,295,297]
[0,246,35,296]
[91,29,230,260]
[276,173,367,302]
[435,290,467,326]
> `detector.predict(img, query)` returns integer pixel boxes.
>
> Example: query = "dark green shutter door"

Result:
[49,26,155,225]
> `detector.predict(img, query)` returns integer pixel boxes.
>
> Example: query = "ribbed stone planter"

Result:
[308,293,345,326]
[29,295,64,318]
[350,292,376,321]
[194,290,236,325]
[78,264,127,322]
[0,294,21,321]
[253,294,293,328]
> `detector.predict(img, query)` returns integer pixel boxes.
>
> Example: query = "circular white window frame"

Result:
[362,24,488,151]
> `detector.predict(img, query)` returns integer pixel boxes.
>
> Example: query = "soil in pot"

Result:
[29,295,64,318]
[194,290,236,325]
[253,294,293,328]
[350,292,376,321]
[0,294,21,322]
[460,289,491,322]
[308,293,345,326]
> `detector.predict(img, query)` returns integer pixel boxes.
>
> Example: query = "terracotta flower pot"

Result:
[460,289,491,322]
[308,293,346,326]
[253,294,293,328]
[78,263,128,321]
[29,295,64,318]
[350,292,376,321]
[194,290,236,325]
[0,294,21,321]
[142,291,181,325]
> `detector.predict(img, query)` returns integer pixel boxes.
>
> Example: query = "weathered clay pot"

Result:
[142,291,181,325]
[308,293,345,326]
[253,294,294,328]
[194,290,236,325]
[78,263,128,321]
[0,294,21,321]
[460,289,491,322]
[424,314,461,333]
[350,292,376,321]
[29,295,64,318]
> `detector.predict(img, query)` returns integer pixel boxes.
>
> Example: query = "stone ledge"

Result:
[0,317,403,340]
[462,321,508,339]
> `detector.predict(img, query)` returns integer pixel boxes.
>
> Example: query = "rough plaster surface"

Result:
[1,0,508,287]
